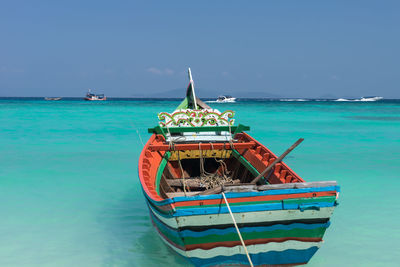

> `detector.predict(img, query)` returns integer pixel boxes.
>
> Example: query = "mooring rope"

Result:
[131,122,145,146]
[222,192,254,267]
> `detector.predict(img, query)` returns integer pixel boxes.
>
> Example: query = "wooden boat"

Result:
[84,89,107,101]
[139,68,339,266]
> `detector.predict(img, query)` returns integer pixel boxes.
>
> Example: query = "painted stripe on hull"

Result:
[149,208,185,248]
[172,201,335,216]
[147,199,334,229]
[146,192,336,217]
[148,202,179,228]
[183,228,326,247]
[180,222,330,237]
[185,237,322,251]
[180,218,330,232]
[142,185,340,209]
[169,185,340,202]
[175,195,336,209]
[172,192,336,208]
[150,202,330,240]
[189,247,318,266]
[175,207,335,228]
[153,217,321,266]
[151,209,323,253]
[150,203,328,251]
[158,231,321,259]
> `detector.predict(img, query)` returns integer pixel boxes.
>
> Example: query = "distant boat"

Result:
[216,95,236,103]
[44,97,62,101]
[84,89,107,101]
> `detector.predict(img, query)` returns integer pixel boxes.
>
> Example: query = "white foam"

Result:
[335,96,383,102]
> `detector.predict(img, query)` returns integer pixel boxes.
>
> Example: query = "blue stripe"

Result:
[146,193,335,218]
[173,201,335,216]
[180,222,330,238]
[171,185,340,202]
[189,247,319,266]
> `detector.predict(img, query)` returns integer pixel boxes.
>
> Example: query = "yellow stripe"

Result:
[169,150,232,160]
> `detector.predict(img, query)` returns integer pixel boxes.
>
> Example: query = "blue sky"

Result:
[0,0,399,98]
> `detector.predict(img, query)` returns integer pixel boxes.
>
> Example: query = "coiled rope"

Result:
[198,142,233,190]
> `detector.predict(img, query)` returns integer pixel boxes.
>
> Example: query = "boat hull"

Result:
[143,184,338,266]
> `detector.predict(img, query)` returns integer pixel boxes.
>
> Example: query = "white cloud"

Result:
[164,68,175,75]
[146,67,175,75]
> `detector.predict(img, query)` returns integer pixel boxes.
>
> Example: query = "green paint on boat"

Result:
[182,227,328,245]
[155,152,170,195]
[148,124,250,136]
[176,97,189,110]
[231,149,261,178]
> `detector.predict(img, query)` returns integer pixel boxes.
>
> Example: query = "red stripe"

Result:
[172,191,336,208]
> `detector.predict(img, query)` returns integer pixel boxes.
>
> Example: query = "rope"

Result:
[167,125,187,195]
[199,143,213,176]
[210,142,229,178]
[177,151,187,195]
[197,142,233,190]
[131,122,144,146]
[222,192,254,267]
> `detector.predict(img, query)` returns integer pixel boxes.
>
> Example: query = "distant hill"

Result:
[130,88,282,99]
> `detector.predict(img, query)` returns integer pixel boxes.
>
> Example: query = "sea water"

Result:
[0,99,399,267]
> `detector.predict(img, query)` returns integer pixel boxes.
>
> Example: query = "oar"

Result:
[251,138,304,184]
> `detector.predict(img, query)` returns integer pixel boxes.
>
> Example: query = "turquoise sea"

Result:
[1,98,399,267]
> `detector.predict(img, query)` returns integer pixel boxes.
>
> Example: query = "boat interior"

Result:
[142,131,305,199]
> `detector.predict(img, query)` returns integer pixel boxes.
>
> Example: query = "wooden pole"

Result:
[251,138,304,184]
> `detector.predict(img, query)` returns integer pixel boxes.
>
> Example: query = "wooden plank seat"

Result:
[166,178,204,188]
[166,178,241,189]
